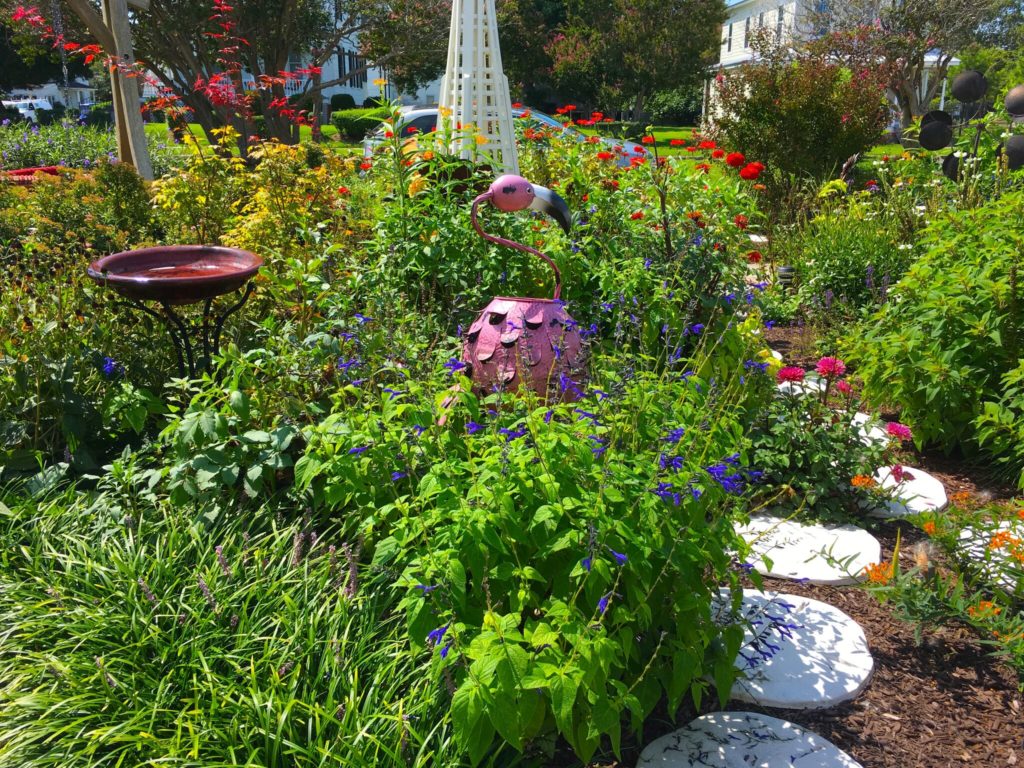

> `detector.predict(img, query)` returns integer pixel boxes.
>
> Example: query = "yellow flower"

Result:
[438,105,452,118]
[373,78,387,88]
[475,135,488,146]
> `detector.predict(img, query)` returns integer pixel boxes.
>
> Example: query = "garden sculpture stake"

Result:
[463,174,587,402]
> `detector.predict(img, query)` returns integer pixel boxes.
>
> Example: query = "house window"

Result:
[776,6,785,41]
[346,51,367,88]
[744,16,751,47]
[725,22,733,52]
[758,11,764,28]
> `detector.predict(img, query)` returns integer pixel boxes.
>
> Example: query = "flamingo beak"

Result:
[529,184,572,234]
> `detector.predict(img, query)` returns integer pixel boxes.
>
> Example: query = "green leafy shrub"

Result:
[749,359,898,520]
[843,188,1024,451]
[976,361,1024,488]
[330,92,357,111]
[711,35,890,219]
[295,366,761,764]
[791,211,916,310]
[331,107,389,140]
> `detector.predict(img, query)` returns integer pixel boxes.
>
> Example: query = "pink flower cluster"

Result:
[816,356,846,378]
[886,422,913,442]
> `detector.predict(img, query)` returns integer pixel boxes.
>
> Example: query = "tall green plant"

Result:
[843,188,1024,451]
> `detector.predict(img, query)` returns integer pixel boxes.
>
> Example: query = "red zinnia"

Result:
[734,214,749,229]
[747,250,762,264]
[836,380,853,395]
[360,161,372,171]
[726,152,745,168]
[670,139,686,146]
[641,135,655,144]
[597,151,615,161]
[698,140,716,150]
[337,186,351,196]
[512,102,523,108]
[695,163,711,173]
[712,148,725,159]
[739,163,762,181]
[776,366,805,384]
[630,211,645,220]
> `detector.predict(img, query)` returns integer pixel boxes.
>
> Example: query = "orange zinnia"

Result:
[851,475,876,489]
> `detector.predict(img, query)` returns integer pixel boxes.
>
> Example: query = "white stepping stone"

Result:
[637,711,862,767]
[958,520,1022,593]
[716,589,873,710]
[850,412,888,448]
[868,465,948,518]
[737,514,881,585]
[776,375,826,398]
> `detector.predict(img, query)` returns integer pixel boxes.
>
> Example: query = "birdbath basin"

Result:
[86,245,263,378]
[88,245,263,305]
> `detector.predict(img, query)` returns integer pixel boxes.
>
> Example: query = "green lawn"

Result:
[144,121,361,153]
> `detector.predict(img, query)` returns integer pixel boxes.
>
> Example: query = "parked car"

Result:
[1,98,54,124]
[362,106,642,167]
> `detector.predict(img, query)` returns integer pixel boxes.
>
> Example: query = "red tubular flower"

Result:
[733,214,749,229]
[726,151,745,168]
[777,366,806,383]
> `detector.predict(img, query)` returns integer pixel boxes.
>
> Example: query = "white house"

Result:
[706,0,956,124]
[7,78,97,111]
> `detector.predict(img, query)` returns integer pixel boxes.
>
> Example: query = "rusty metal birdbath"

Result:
[463,175,587,402]
[87,245,263,378]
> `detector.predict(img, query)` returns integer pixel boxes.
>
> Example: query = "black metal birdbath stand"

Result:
[87,245,263,378]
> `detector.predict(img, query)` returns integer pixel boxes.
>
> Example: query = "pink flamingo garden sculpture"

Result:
[463,175,587,402]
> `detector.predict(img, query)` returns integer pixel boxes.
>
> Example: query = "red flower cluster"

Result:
[740,162,765,181]
[815,356,846,378]
[777,366,805,384]
[886,422,913,442]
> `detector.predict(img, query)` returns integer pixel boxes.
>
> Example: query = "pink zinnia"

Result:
[836,380,853,395]
[886,422,913,441]
[776,366,806,384]
[816,356,847,378]
[891,464,916,484]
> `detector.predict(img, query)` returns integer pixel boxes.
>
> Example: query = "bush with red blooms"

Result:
[711,33,888,215]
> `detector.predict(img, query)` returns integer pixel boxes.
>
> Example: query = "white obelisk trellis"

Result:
[438,0,519,174]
